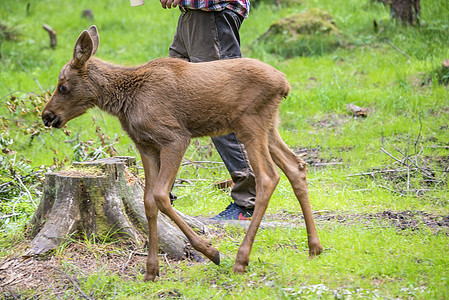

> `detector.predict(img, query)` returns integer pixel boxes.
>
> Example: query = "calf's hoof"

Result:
[143,272,158,282]
[308,239,323,257]
[232,262,247,274]
[206,249,221,265]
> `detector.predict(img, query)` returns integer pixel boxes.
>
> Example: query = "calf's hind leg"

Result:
[268,128,323,256]
[232,130,280,274]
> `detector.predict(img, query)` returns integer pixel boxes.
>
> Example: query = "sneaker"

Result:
[211,202,254,220]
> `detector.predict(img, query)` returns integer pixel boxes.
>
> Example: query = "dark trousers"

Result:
[168,8,256,208]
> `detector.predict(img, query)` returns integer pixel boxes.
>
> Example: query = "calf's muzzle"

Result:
[42,110,63,128]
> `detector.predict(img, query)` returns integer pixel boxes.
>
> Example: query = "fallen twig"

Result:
[0,213,21,219]
[313,162,343,166]
[42,263,93,300]
[430,145,449,149]
[112,285,117,300]
[352,189,372,192]
[120,250,135,275]
[162,253,171,267]
[88,273,103,297]
[37,276,64,300]
[381,147,434,179]
[380,148,406,166]
[384,39,413,60]
[378,185,406,197]
[14,174,37,208]
[347,168,415,177]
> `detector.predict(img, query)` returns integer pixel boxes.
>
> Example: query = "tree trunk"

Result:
[390,0,420,25]
[26,157,206,260]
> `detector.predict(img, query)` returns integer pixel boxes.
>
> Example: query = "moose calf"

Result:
[42,26,323,281]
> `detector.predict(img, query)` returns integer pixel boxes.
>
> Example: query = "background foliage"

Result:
[0,0,448,298]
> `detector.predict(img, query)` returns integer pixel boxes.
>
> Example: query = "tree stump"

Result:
[26,157,206,260]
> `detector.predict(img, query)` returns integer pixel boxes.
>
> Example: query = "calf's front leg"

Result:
[139,149,161,282]
[153,141,221,265]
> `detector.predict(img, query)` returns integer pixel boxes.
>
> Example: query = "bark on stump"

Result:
[26,157,206,260]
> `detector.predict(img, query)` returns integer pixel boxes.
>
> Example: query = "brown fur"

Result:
[42,26,322,282]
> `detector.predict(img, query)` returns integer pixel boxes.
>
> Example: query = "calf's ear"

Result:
[71,30,93,69]
[87,25,100,56]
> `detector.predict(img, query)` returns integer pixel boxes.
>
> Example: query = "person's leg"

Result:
[168,9,190,60]
[169,9,219,62]
[211,9,256,215]
[169,9,256,219]
[211,133,255,210]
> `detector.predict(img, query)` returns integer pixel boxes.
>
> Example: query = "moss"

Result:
[257,8,341,57]
[270,8,340,36]
[94,193,110,239]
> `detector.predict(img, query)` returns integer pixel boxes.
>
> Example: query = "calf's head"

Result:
[42,25,100,128]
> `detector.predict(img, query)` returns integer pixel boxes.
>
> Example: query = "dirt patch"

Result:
[265,210,449,234]
[295,146,343,167]
[309,113,353,129]
[424,155,449,171]
[0,242,147,299]
[370,210,449,231]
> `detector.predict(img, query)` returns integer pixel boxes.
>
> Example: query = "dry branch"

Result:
[43,263,93,300]
[346,103,368,117]
[351,141,445,196]
[43,24,57,49]
[313,162,344,166]
[385,39,412,60]
[347,168,415,177]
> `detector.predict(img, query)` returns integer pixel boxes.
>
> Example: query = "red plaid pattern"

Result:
[180,0,250,18]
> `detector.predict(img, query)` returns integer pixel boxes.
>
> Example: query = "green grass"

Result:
[1,0,449,298]
[16,223,445,299]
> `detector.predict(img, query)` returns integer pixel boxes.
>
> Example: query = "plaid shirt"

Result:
[180,0,250,19]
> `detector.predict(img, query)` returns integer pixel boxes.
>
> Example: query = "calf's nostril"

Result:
[42,110,56,127]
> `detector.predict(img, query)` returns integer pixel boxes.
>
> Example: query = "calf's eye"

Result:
[58,85,68,94]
